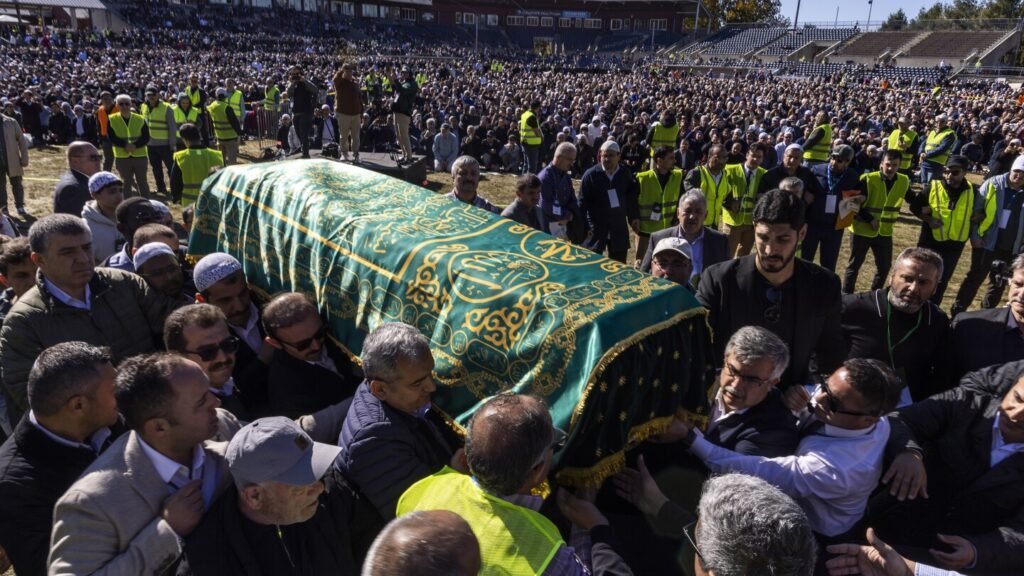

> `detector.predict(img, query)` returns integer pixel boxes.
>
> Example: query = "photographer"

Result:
[388,66,419,164]
[286,66,318,159]
[951,156,1024,317]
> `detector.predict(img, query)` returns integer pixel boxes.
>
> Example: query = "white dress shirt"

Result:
[691,417,891,537]
[28,410,111,453]
[138,437,219,508]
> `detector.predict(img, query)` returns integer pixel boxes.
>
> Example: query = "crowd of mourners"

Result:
[2,3,1024,575]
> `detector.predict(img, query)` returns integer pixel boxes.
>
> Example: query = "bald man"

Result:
[362,510,480,576]
[54,141,103,215]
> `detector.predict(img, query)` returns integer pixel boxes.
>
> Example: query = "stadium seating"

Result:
[903,31,1007,58]
[760,28,857,56]
[702,27,785,55]
[835,32,921,57]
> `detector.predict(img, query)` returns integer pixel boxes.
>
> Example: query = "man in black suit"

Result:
[949,254,1024,386]
[870,368,1024,575]
[698,189,845,388]
[0,342,123,576]
[640,190,729,283]
[703,325,800,457]
[52,141,101,216]
[579,140,638,263]
[842,247,951,403]
[263,292,358,419]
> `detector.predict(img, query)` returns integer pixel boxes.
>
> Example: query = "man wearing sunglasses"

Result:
[698,189,845,389]
[53,141,102,216]
[263,292,358,420]
[671,359,899,540]
[909,154,978,304]
[164,303,262,421]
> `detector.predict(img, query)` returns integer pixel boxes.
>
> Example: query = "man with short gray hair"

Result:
[337,322,459,523]
[640,190,729,281]
[0,214,172,423]
[693,473,817,576]
[538,142,581,241]
[363,510,481,576]
[108,94,151,198]
[446,155,499,214]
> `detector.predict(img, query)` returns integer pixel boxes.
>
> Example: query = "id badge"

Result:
[608,188,620,209]
[649,205,662,222]
[1000,209,1011,229]
[553,204,563,217]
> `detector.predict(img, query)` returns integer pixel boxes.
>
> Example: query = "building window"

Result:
[402,7,415,21]
[487,14,498,26]
[558,17,571,28]
[610,18,623,31]
[541,16,553,27]
[463,13,476,25]
[455,12,461,24]
[649,18,667,31]
[361,3,377,18]
[574,18,583,28]
[584,18,601,29]
[526,16,539,27]
[507,15,524,26]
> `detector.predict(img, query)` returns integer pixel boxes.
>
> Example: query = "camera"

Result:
[991,259,1011,288]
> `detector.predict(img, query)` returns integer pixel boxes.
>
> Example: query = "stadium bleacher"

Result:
[702,27,785,55]
[835,31,921,57]
[760,27,857,56]
[903,30,1008,58]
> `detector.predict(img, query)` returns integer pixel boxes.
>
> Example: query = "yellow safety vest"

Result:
[927,179,975,243]
[186,86,202,108]
[208,100,238,141]
[697,165,731,228]
[637,168,683,235]
[886,129,917,170]
[650,123,681,156]
[227,90,243,120]
[853,172,910,238]
[173,147,224,206]
[140,101,171,142]
[263,86,280,112]
[173,105,199,138]
[976,178,1005,241]
[397,468,563,575]
[805,123,832,162]
[721,163,765,227]
[107,113,148,159]
[923,129,956,167]
[520,110,542,146]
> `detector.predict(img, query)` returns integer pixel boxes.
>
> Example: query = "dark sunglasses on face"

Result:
[183,336,239,362]
[277,323,328,351]
[816,380,879,418]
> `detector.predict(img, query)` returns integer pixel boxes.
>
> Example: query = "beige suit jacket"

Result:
[47,430,231,576]
[1,114,28,178]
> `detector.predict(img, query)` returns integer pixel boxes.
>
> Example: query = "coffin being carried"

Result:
[188,160,711,485]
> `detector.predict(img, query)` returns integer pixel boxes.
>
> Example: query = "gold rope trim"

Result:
[569,306,708,430]
[555,409,707,488]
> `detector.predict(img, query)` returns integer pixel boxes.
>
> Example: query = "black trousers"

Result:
[102,138,115,172]
[147,145,173,193]
[919,228,966,304]
[524,144,541,175]
[293,112,313,158]
[843,234,893,294]
[802,223,844,272]
[952,246,1013,316]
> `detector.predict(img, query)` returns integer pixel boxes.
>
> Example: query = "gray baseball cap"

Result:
[831,145,855,162]
[227,417,341,486]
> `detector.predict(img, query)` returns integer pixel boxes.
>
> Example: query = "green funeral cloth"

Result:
[189,160,713,485]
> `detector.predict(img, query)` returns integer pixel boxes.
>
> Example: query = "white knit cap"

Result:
[133,242,176,270]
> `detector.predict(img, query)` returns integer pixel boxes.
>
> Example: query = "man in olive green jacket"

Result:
[0,214,175,422]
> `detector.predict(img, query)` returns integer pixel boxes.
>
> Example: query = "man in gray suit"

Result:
[48,353,234,575]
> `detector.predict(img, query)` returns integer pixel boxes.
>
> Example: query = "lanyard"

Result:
[826,165,839,195]
[886,296,922,370]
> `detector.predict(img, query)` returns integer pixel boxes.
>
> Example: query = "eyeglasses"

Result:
[276,323,328,351]
[183,336,239,362]
[531,426,568,469]
[764,286,782,324]
[683,518,704,563]
[723,361,771,387]
[816,380,879,418]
